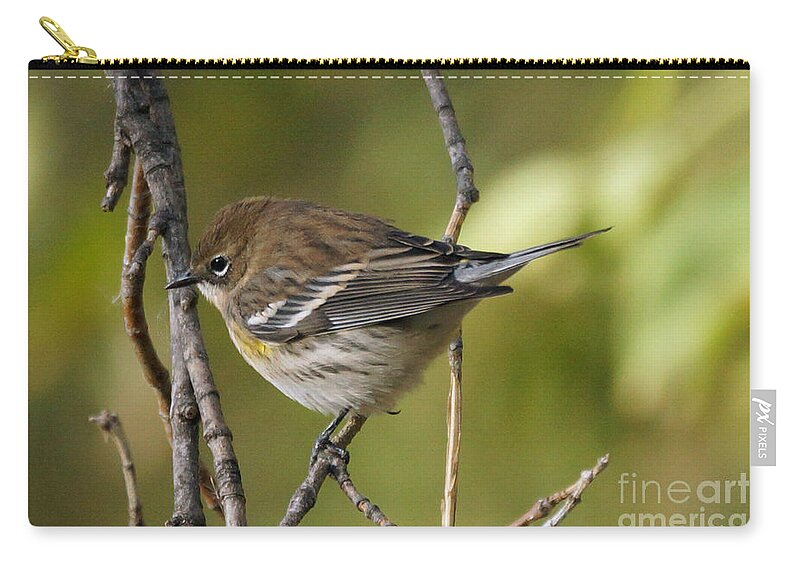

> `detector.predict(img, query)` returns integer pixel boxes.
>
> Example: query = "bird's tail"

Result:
[455,227,611,286]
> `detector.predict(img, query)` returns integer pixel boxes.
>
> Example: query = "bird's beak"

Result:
[165,270,201,290]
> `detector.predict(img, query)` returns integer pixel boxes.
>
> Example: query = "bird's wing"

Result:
[238,231,510,343]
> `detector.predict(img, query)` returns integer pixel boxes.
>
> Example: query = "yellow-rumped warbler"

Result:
[167,197,607,456]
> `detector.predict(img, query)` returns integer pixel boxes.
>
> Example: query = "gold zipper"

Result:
[39,17,98,65]
[35,16,748,70]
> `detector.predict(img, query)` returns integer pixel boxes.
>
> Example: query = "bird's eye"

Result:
[209,255,230,277]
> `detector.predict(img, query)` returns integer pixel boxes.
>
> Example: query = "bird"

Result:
[166,197,608,461]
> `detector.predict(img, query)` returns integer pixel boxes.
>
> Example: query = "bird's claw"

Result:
[310,437,350,467]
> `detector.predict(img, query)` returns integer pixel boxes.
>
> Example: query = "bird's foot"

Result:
[310,436,350,467]
[309,408,351,467]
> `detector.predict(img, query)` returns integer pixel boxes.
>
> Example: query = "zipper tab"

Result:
[39,16,99,65]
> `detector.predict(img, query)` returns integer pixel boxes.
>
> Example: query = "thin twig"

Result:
[510,454,610,527]
[89,410,144,526]
[422,68,480,527]
[422,69,480,245]
[441,334,463,525]
[120,159,222,516]
[280,414,370,526]
[122,160,171,432]
[329,457,396,526]
[105,70,246,526]
[543,453,609,527]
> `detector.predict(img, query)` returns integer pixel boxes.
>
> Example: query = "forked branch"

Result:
[281,414,373,525]
[511,454,610,527]
[121,159,221,517]
[104,71,246,526]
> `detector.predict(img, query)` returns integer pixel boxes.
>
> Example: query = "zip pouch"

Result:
[28,17,750,527]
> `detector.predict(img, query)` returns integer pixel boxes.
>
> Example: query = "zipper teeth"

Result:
[103,57,749,68]
[30,57,750,69]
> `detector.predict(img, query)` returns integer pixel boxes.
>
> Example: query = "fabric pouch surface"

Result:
[29,43,750,526]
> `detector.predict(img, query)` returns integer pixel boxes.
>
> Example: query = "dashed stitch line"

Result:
[29,74,750,81]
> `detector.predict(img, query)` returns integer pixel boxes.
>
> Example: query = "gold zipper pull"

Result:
[39,16,99,64]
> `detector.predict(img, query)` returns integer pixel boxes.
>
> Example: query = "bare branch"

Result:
[543,453,610,526]
[118,160,222,516]
[329,457,395,526]
[108,160,207,526]
[511,454,610,527]
[168,356,206,526]
[331,413,368,449]
[122,160,171,432]
[423,69,608,530]
[422,68,479,527]
[422,69,480,244]
[280,456,329,527]
[105,71,246,526]
[280,414,370,526]
[441,334,463,526]
[89,411,144,526]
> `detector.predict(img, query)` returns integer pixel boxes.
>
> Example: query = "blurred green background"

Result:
[28,69,749,526]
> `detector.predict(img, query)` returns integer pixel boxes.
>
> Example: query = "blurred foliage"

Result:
[28,70,748,526]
